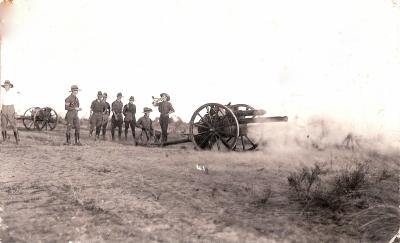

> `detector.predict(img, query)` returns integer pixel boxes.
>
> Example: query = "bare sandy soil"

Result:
[0,124,398,243]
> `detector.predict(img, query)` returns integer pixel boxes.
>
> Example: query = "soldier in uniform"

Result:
[136,107,154,145]
[154,92,174,143]
[89,91,106,140]
[101,92,111,140]
[111,92,124,141]
[64,85,82,145]
[0,80,20,144]
[123,96,136,143]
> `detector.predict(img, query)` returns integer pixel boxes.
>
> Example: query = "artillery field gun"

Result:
[17,107,58,131]
[162,103,288,151]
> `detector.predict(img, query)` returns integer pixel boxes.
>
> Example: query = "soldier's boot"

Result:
[95,128,101,141]
[89,128,93,137]
[124,130,128,141]
[2,131,6,141]
[102,127,107,140]
[13,131,20,145]
[74,132,82,146]
[118,130,122,141]
[132,132,137,146]
[111,130,115,141]
[64,133,71,145]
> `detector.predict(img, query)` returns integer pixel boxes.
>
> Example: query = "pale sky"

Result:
[1,0,399,140]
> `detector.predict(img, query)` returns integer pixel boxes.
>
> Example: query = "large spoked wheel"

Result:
[189,103,239,151]
[22,107,41,130]
[34,107,58,131]
[231,104,259,152]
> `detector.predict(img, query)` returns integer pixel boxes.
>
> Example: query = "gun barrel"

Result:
[238,116,288,124]
[161,137,191,146]
[233,109,266,117]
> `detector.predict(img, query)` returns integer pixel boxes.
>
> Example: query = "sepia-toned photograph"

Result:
[0,0,399,242]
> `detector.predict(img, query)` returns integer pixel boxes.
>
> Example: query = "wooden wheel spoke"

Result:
[215,133,232,149]
[193,122,209,129]
[234,135,258,151]
[27,120,34,129]
[197,113,211,127]
[199,133,212,147]
[206,105,214,124]
[244,135,258,150]
[48,121,56,129]
[36,120,45,130]
[194,131,209,136]
[244,135,256,146]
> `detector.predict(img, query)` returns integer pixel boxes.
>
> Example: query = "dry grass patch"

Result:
[287,156,399,242]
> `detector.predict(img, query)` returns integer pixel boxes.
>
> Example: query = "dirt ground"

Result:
[0,124,399,243]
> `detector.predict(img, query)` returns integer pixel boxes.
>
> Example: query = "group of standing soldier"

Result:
[64,85,175,146]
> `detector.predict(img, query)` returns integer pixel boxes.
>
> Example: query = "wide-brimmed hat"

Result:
[117,92,123,97]
[143,107,152,113]
[69,85,80,92]
[1,80,14,88]
[103,92,108,97]
[160,93,170,101]
[97,91,103,96]
[129,96,135,101]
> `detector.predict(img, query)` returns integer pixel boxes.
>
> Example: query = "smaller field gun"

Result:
[17,107,58,131]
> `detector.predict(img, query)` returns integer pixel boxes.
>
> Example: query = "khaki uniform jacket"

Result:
[65,94,79,116]
[136,116,153,131]
[111,100,123,121]
[123,103,136,122]
[157,101,174,116]
[91,99,106,113]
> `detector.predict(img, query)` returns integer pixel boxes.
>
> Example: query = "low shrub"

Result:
[288,162,371,212]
